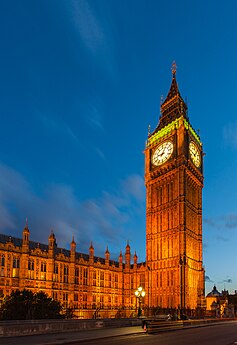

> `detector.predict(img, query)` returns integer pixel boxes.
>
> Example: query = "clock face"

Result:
[189,142,201,167]
[152,141,173,166]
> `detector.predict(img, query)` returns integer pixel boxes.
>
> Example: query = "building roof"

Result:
[0,233,121,266]
[150,63,188,135]
[206,285,222,297]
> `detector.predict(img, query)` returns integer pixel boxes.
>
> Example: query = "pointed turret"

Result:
[49,230,56,247]
[22,218,30,252]
[155,62,188,132]
[133,251,138,266]
[70,235,76,259]
[105,246,110,265]
[119,250,123,269]
[89,242,94,264]
[48,230,57,256]
[125,241,131,269]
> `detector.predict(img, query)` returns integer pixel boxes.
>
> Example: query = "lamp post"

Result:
[135,286,146,317]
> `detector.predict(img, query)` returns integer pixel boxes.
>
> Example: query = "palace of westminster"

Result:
[0,66,207,318]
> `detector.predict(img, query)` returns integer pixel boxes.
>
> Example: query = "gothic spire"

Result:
[156,62,188,131]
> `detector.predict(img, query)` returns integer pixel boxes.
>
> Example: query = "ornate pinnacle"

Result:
[172,61,177,75]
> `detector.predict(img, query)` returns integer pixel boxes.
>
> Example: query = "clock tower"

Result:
[145,64,205,311]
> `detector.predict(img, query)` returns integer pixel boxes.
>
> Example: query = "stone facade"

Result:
[144,65,205,310]
[0,229,146,318]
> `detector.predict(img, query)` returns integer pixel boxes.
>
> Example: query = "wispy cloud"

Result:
[40,115,80,145]
[204,214,237,243]
[121,174,145,202]
[85,104,105,132]
[204,213,237,232]
[70,0,116,78]
[205,275,214,283]
[94,147,106,160]
[72,0,106,56]
[218,278,233,284]
[0,163,145,259]
[223,121,237,149]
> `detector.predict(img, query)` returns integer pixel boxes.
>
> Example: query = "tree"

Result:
[0,289,64,320]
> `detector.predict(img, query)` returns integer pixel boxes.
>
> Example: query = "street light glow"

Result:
[135,286,146,317]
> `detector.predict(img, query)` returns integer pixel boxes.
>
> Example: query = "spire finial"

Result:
[160,95,164,105]
[25,217,28,228]
[148,124,151,137]
[172,61,177,75]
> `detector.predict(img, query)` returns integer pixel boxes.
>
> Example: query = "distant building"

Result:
[206,285,235,318]
[206,285,223,312]
[0,65,205,316]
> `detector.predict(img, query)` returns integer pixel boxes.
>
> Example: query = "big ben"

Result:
[145,63,205,311]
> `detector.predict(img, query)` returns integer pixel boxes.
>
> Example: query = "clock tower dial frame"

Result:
[144,66,205,311]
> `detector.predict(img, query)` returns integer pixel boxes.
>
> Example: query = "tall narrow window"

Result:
[53,263,58,282]
[12,257,20,277]
[63,292,68,307]
[160,213,162,232]
[28,259,34,279]
[170,181,173,201]
[100,271,104,287]
[108,273,111,288]
[74,293,78,309]
[40,262,46,280]
[83,294,87,309]
[114,274,118,289]
[52,291,58,300]
[64,265,68,283]
[75,267,79,285]
[100,295,104,309]
[92,295,96,309]
[140,274,145,288]
[0,255,5,277]
[92,270,96,286]
[83,268,88,285]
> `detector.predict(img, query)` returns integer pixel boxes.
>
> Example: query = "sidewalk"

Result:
[0,325,144,345]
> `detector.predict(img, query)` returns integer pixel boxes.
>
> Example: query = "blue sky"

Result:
[0,0,237,294]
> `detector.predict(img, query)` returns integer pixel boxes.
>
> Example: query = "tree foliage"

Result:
[0,289,64,320]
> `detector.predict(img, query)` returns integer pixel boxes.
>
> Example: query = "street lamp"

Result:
[135,286,146,317]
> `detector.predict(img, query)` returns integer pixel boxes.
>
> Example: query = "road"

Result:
[70,321,237,345]
[1,321,237,345]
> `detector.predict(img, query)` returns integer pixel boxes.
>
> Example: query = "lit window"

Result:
[53,263,58,282]
[40,262,47,280]
[12,258,20,277]
[28,259,34,279]
[64,265,68,283]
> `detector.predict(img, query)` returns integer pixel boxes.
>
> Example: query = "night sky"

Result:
[0,0,237,294]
